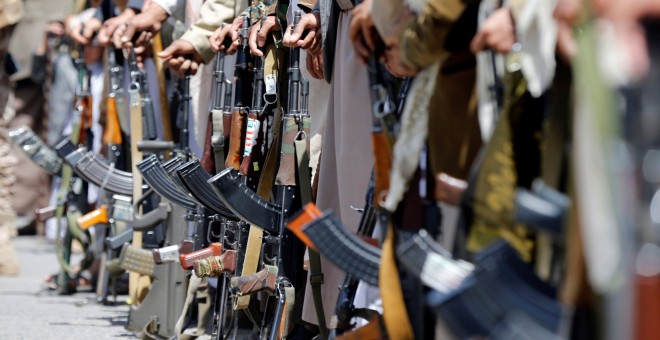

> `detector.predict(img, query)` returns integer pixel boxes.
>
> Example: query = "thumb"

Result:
[158,44,177,60]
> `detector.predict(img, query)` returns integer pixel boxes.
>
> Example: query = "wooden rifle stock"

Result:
[224,108,246,170]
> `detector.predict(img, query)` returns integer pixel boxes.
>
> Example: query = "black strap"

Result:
[295,138,328,339]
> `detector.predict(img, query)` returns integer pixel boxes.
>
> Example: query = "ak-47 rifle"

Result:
[106,48,127,159]
[54,138,132,195]
[293,177,380,337]
[240,16,269,190]
[225,16,252,170]
[202,51,232,174]
[49,43,94,294]
[366,44,396,206]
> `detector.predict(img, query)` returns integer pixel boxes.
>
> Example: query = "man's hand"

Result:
[98,8,136,46]
[283,12,320,49]
[383,9,417,77]
[70,17,102,45]
[116,4,169,49]
[306,51,324,80]
[249,16,280,57]
[470,8,516,53]
[348,0,379,63]
[210,17,243,55]
[37,22,65,55]
[158,40,203,77]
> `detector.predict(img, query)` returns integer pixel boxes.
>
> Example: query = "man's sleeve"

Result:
[180,0,239,63]
[125,0,144,12]
[152,0,181,16]
[398,0,466,70]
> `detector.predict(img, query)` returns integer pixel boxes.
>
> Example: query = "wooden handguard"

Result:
[230,265,278,296]
[103,96,123,146]
[274,116,299,186]
[371,131,393,205]
[193,250,237,277]
[287,202,322,250]
[224,108,246,170]
[79,96,93,141]
[179,242,223,270]
[201,113,216,173]
[76,205,109,230]
[435,172,468,206]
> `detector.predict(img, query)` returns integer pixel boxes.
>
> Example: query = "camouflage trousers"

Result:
[0,25,18,274]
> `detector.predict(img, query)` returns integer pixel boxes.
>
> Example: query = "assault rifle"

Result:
[55,139,133,196]
[425,241,569,339]
[239,17,269,191]
[288,204,380,286]
[225,15,252,170]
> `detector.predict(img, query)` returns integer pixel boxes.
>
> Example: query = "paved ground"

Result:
[0,236,136,339]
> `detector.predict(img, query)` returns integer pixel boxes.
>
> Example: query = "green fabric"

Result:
[465,68,542,261]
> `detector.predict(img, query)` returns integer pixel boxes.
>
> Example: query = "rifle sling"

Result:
[256,44,283,200]
[380,222,414,339]
[235,226,263,309]
[54,110,83,279]
[281,285,296,338]
[129,87,148,303]
[295,139,327,339]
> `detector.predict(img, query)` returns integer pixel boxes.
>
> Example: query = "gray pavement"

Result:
[0,236,136,340]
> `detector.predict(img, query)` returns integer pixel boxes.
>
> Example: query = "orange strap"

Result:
[379,222,414,339]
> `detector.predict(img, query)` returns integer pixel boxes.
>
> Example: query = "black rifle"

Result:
[425,242,568,338]
[137,155,197,211]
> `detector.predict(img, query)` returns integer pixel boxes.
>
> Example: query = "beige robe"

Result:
[301,11,374,327]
